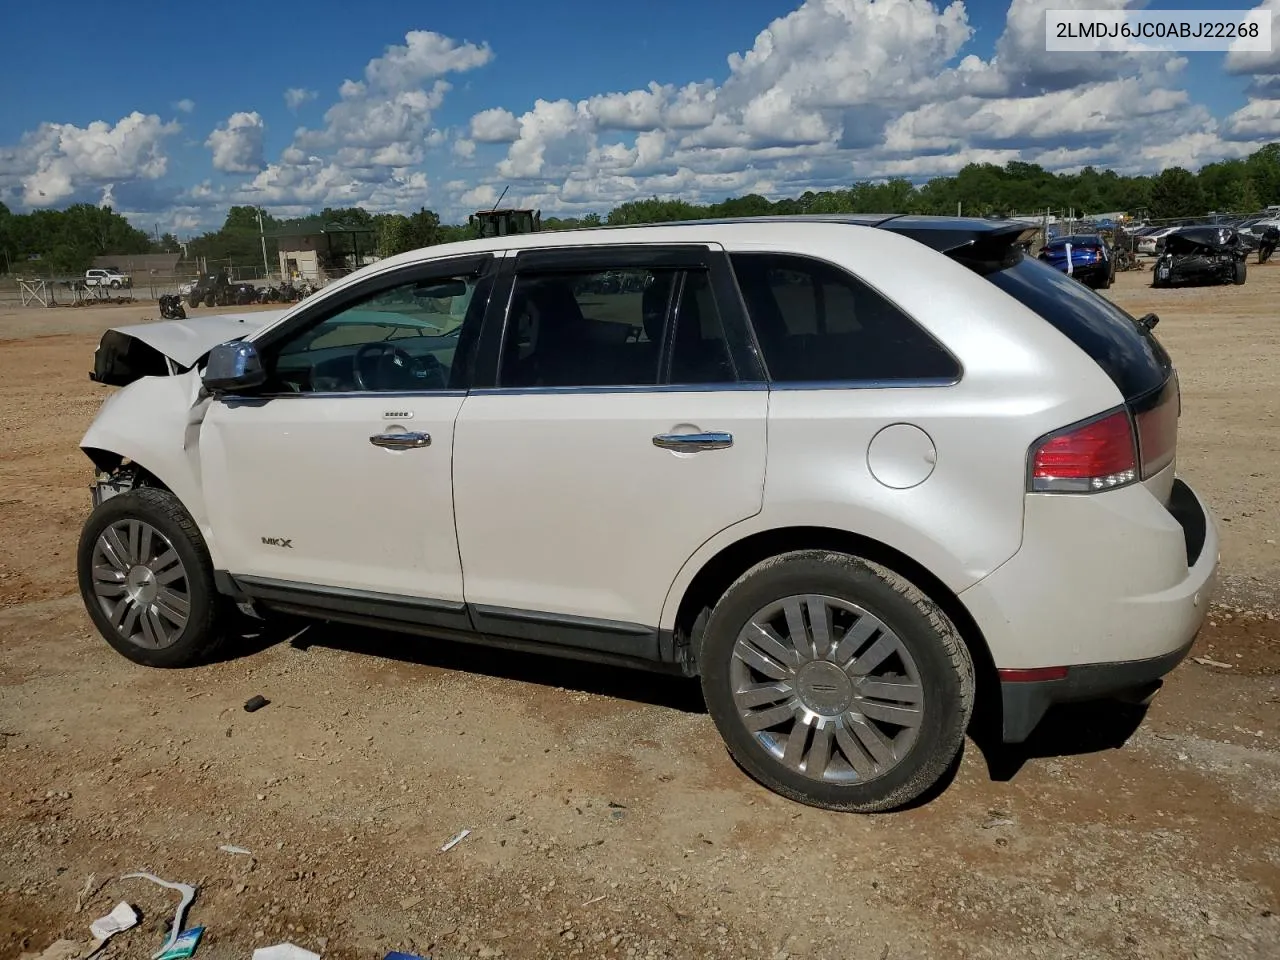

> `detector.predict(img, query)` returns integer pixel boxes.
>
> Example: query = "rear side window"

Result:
[729,253,959,383]
[497,267,736,388]
[983,255,1170,400]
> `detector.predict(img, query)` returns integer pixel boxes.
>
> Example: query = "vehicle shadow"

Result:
[218,616,1152,794]
[220,615,708,715]
[970,698,1151,782]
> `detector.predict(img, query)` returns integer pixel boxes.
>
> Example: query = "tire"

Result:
[110,280,121,289]
[77,487,227,668]
[1234,260,1247,285]
[699,550,975,813]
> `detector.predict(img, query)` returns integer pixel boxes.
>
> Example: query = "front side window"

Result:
[729,253,960,383]
[263,272,479,393]
[498,266,734,388]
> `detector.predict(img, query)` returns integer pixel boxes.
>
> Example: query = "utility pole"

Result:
[257,206,271,280]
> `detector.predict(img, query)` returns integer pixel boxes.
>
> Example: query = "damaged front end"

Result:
[88,310,288,387]
[1152,226,1248,288]
[82,309,289,522]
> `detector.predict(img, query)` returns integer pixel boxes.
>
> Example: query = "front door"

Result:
[200,256,492,614]
[452,245,768,658]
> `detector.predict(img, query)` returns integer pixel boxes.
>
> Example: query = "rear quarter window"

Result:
[983,255,1171,400]
[729,252,959,383]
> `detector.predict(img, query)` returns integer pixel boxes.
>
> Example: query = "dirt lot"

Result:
[1,273,1278,960]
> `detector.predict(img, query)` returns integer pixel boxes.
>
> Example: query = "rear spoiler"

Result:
[878,218,1039,273]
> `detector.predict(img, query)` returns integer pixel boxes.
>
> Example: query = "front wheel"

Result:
[699,551,974,813]
[1233,260,1247,285]
[77,487,227,667]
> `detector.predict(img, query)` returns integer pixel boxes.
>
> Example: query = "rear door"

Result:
[451,243,767,660]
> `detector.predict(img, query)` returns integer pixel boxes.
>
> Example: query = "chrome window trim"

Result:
[219,388,470,403]
[767,376,961,391]
[468,382,768,397]
[467,377,959,397]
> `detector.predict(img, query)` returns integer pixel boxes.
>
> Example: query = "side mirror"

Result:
[203,340,265,394]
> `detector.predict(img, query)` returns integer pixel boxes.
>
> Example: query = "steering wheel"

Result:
[353,341,415,391]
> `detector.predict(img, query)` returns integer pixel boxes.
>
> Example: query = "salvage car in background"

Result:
[85,268,132,289]
[1138,227,1179,256]
[1152,226,1248,288]
[1037,234,1114,289]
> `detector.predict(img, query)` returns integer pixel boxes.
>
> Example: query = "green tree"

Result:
[1148,168,1205,219]
[153,232,182,255]
[376,208,443,256]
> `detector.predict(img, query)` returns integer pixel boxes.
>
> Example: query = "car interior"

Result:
[499,268,735,388]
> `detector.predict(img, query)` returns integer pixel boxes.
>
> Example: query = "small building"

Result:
[272,219,378,284]
[92,253,182,277]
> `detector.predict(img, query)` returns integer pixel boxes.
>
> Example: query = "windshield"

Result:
[306,276,477,349]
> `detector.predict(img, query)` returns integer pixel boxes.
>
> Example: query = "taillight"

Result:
[1029,409,1137,493]
[1134,374,1179,478]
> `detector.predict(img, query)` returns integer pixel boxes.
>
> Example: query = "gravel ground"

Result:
[0,270,1278,960]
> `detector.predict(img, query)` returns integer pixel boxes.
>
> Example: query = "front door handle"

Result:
[652,431,733,452]
[370,431,431,449]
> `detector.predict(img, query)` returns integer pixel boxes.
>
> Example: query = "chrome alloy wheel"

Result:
[730,595,924,783]
[90,519,190,649]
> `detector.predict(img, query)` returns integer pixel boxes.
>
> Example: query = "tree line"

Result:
[4,142,1280,275]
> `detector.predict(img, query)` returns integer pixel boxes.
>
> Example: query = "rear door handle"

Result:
[370,432,431,449]
[652,431,733,452]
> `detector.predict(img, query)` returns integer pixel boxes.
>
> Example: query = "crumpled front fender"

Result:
[80,370,223,563]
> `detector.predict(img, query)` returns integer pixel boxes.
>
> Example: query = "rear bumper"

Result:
[1072,263,1111,286]
[999,638,1193,743]
[959,477,1219,742]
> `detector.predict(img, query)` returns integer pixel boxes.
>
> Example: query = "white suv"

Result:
[76,216,1218,812]
[84,267,132,289]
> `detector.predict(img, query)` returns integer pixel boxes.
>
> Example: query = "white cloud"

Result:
[987,0,1150,95]
[587,83,670,131]
[0,111,179,208]
[459,184,499,208]
[362,30,493,91]
[284,88,317,111]
[174,99,196,113]
[206,111,266,173]
[172,28,496,217]
[497,99,596,179]
[469,107,521,142]
[5,1,1274,228]
[883,80,1189,152]
[458,0,1266,220]
[1223,98,1280,140]
[1225,0,1280,76]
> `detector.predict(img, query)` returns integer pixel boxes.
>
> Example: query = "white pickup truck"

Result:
[84,268,132,289]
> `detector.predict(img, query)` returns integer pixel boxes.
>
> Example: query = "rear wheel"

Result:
[699,550,974,812]
[77,487,227,667]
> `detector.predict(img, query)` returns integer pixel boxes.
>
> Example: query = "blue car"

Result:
[1038,235,1114,289]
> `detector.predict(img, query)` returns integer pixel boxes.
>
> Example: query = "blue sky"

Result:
[2,0,1278,234]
